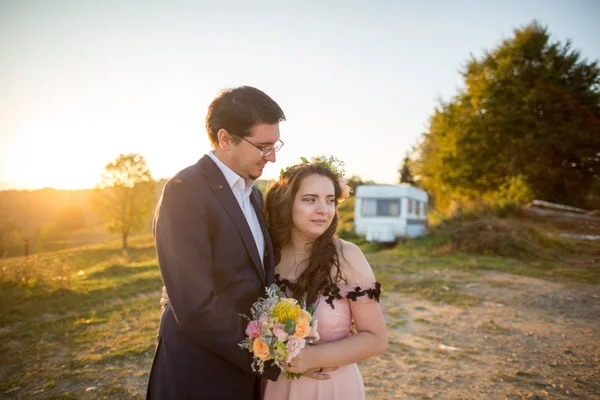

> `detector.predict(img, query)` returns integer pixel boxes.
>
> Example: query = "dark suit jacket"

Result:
[147,156,279,400]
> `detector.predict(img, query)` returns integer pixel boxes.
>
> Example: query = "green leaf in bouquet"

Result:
[285,372,303,380]
[299,293,308,309]
[274,340,287,358]
[240,313,251,321]
[264,336,276,346]
[282,318,296,335]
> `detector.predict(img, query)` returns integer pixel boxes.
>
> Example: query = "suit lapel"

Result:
[198,156,266,284]
[250,190,274,285]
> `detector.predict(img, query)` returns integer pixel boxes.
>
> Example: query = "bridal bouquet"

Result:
[238,284,319,379]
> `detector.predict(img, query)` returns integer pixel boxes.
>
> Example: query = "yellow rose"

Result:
[294,318,311,338]
[252,338,270,360]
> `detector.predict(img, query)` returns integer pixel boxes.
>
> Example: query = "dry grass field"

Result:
[1,216,598,399]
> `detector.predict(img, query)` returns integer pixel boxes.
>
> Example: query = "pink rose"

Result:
[258,314,268,328]
[285,336,306,363]
[338,178,352,202]
[245,320,261,339]
[273,322,289,340]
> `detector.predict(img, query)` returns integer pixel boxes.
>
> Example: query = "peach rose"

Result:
[301,310,312,322]
[252,338,270,360]
[294,318,311,338]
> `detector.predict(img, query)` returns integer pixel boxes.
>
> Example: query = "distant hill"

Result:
[0,180,27,191]
[0,179,173,231]
[0,182,11,191]
[0,179,170,258]
[0,188,100,233]
[0,178,274,258]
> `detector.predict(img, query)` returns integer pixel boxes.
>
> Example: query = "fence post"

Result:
[24,239,29,258]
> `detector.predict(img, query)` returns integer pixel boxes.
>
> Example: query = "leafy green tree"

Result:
[414,21,600,209]
[345,175,377,195]
[92,153,155,249]
[398,154,415,185]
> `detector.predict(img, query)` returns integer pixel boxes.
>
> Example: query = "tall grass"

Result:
[0,237,162,398]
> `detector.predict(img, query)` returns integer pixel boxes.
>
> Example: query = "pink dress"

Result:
[264,275,382,400]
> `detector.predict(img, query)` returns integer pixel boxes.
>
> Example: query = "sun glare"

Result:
[5,116,107,190]
[9,154,101,190]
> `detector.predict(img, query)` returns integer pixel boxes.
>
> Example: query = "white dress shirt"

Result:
[207,151,265,266]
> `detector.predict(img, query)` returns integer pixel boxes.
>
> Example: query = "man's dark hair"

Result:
[205,86,286,147]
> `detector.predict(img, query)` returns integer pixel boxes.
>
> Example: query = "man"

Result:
[147,86,330,399]
[146,86,285,399]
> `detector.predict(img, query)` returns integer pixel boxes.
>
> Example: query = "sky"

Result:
[1,0,599,190]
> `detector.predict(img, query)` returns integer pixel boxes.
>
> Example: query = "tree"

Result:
[92,153,156,249]
[413,21,600,209]
[345,175,377,194]
[398,153,415,185]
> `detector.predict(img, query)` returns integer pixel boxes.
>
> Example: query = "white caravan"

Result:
[354,185,428,243]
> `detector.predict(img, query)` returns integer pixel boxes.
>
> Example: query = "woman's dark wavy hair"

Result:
[265,163,344,306]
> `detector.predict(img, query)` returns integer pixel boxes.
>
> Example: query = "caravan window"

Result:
[408,199,413,213]
[362,198,400,217]
[416,201,420,215]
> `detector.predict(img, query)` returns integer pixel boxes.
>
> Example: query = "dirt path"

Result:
[361,270,600,399]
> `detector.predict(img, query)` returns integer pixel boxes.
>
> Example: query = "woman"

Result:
[160,157,387,399]
[262,158,387,400]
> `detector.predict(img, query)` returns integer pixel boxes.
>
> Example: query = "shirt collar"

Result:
[207,151,254,195]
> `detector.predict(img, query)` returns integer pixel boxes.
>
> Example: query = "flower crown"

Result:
[280,156,352,202]
[280,156,346,179]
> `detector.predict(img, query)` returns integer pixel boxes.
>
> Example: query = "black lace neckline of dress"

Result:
[273,274,381,309]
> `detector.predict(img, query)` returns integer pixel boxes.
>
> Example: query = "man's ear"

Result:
[217,129,233,151]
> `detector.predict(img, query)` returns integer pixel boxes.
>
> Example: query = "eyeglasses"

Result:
[236,135,284,157]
